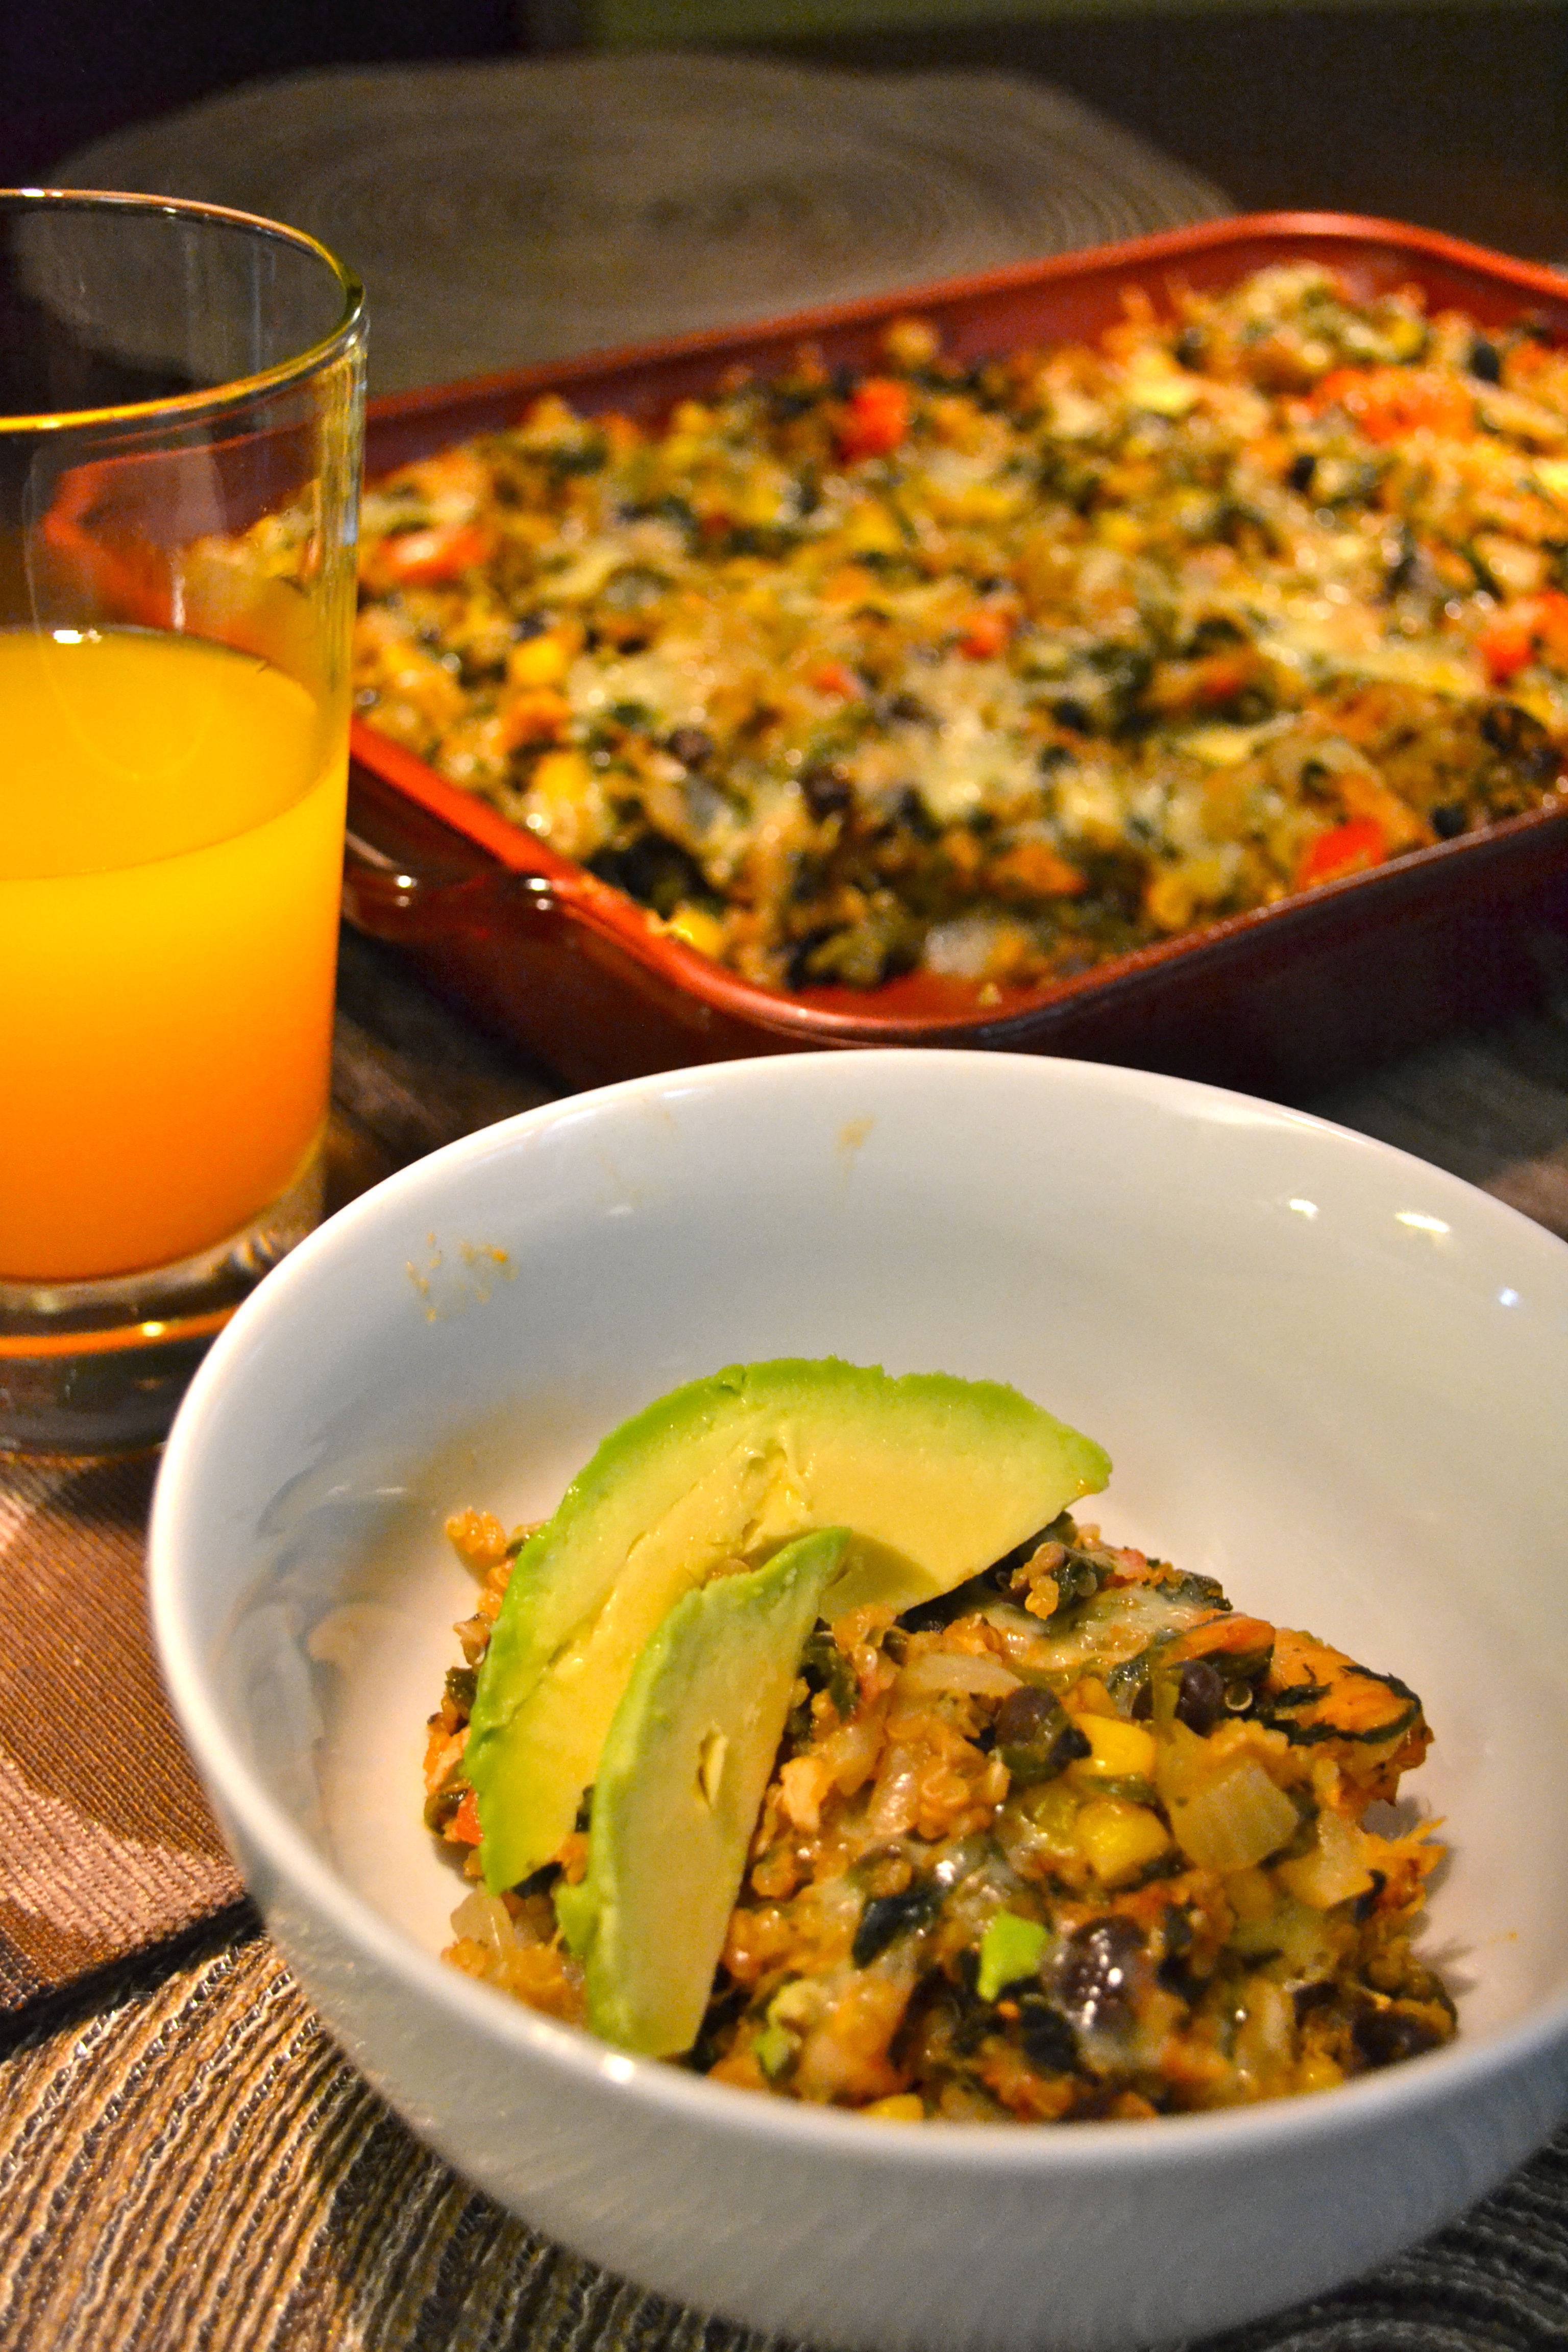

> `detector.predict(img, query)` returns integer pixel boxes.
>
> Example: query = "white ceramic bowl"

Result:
[150,1049,1568,2352]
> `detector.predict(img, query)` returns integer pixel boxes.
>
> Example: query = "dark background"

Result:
[3,3,1565,263]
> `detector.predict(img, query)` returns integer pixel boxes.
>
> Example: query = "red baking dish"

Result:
[344,212,1568,1094]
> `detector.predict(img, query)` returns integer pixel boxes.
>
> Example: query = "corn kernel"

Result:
[1294,2050,1344,2096]
[1125,362,1200,419]
[863,2094,924,2122]
[667,902,727,960]
[945,481,1020,524]
[1096,509,1144,552]
[529,748,594,801]
[507,632,570,689]
[843,503,903,556]
[882,316,939,371]
[1076,1798,1171,1885]
[1071,1714,1158,1781]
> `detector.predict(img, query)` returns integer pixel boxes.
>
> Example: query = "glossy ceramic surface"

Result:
[150,1051,1568,2351]
[344,214,1568,1094]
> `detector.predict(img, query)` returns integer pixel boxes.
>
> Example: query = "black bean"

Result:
[785,926,838,989]
[586,834,706,920]
[995,1686,1058,1748]
[997,1687,1090,1784]
[1352,2005,1444,2068]
[686,1977,749,2075]
[852,1884,940,1968]
[1431,801,1468,839]
[1175,1658,1227,1735]
[1184,615,1248,654]
[892,784,939,842]
[1017,1997,1080,2073]
[667,726,715,770]
[1055,698,1091,733]
[1481,700,1550,758]
[1286,451,1317,494]
[1383,529,1419,598]
[1468,335,1503,384]
[511,1860,560,1900]
[1055,1917,1143,2031]
[1160,1903,1193,1964]
[800,762,853,819]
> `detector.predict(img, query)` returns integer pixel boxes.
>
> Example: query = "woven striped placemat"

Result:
[1,1921,1564,2352]
[56,52,1230,393]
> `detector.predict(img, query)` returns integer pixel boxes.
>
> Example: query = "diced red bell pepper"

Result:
[809,658,862,698]
[447,1786,483,1846]
[1313,367,1474,443]
[837,376,912,462]
[1477,590,1568,683]
[377,521,494,586]
[1477,610,1537,684]
[957,609,1014,660]
[1294,816,1389,890]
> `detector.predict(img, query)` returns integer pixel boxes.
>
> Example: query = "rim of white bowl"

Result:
[150,1048,1568,2176]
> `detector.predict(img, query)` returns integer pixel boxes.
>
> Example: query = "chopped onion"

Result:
[449,1890,522,1957]
[1169,1759,1300,1874]
[818,1712,884,1795]
[896,1651,1021,1700]
[1277,1806,1377,1910]
[866,1743,923,1836]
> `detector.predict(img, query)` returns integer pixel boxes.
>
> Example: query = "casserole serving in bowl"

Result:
[149,1049,1568,2351]
[341,213,1568,1092]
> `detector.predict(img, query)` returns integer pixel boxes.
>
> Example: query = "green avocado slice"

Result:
[555,1526,848,2057]
[465,1357,1109,1893]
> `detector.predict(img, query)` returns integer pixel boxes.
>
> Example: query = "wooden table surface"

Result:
[4,914,1567,2352]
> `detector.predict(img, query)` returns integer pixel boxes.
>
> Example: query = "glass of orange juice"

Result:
[1,191,365,1453]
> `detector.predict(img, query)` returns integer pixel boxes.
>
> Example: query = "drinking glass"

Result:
[1,191,365,1453]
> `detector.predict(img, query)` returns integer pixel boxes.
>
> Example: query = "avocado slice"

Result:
[555,1526,847,2057]
[466,1358,1109,1892]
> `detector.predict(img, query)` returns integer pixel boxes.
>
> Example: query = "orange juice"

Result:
[1,627,346,1282]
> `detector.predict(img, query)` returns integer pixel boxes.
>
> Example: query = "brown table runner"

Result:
[0,1453,245,2012]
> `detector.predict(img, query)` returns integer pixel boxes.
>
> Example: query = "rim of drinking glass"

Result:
[0,186,368,434]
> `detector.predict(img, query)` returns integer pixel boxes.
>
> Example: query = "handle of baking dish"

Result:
[341,824,572,942]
